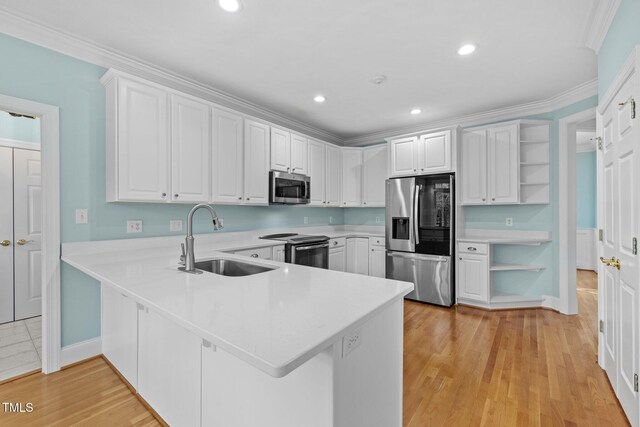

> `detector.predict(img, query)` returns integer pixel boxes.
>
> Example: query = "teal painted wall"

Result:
[0,110,40,143]
[344,207,385,225]
[464,95,599,297]
[598,0,640,95]
[576,151,597,228]
[0,32,347,346]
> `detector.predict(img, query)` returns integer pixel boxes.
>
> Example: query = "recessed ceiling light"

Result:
[410,109,422,115]
[314,95,326,103]
[218,0,241,12]
[458,44,477,56]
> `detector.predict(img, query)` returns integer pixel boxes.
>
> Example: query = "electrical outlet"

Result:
[304,216,308,225]
[376,216,381,223]
[75,209,88,224]
[329,216,333,224]
[127,220,143,233]
[342,328,363,358]
[506,217,513,227]
[170,220,183,232]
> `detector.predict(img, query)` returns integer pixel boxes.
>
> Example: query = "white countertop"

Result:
[62,228,411,378]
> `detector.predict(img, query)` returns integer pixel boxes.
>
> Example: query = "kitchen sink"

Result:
[193,258,277,277]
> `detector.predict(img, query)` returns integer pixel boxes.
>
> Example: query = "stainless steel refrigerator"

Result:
[385,174,455,307]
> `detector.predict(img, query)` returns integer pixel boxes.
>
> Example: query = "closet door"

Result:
[13,149,42,320]
[0,147,13,324]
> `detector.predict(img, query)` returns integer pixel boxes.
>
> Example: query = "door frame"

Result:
[0,93,61,374]
[559,106,597,315]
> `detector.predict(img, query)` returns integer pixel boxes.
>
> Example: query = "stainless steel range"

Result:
[260,233,329,269]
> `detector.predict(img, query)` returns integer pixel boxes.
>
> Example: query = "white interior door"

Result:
[13,149,42,321]
[599,75,639,426]
[0,147,13,324]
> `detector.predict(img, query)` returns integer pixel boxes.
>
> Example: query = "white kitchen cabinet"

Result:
[457,253,489,303]
[389,136,417,177]
[487,123,519,204]
[368,239,386,278]
[105,75,170,202]
[243,119,270,205]
[234,246,272,260]
[170,94,211,203]
[362,145,387,207]
[211,108,244,204]
[290,133,308,175]
[341,148,363,207]
[307,139,326,206]
[101,285,138,389]
[272,245,285,262]
[270,128,291,172]
[329,238,346,271]
[460,129,488,204]
[346,237,369,275]
[138,307,201,427]
[325,144,342,206]
[417,130,451,174]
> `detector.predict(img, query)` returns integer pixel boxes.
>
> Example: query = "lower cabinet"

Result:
[457,253,489,303]
[233,246,272,260]
[102,285,138,389]
[329,248,346,272]
[138,308,202,427]
[369,242,386,278]
[272,244,285,262]
[346,238,369,275]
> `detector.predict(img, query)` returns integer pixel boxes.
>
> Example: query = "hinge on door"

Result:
[633,237,638,255]
[634,374,638,392]
[599,229,604,241]
[595,137,603,151]
[599,320,604,333]
[618,97,637,119]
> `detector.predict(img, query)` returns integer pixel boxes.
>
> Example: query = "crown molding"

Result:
[344,78,598,146]
[582,0,621,54]
[0,7,344,145]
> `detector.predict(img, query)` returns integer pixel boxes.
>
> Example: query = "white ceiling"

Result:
[0,0,598,141]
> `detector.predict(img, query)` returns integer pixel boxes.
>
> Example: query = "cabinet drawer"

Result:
[369,236,384,247]
[329,237,346,248]
[457,242,488,255]
[234,246,272,260]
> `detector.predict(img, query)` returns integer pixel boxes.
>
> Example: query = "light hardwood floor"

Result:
[0,271,627,426]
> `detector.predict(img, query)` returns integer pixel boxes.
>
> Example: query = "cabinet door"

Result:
[138,308,201,427]
[272,245,285,262]
[346,238,369,275]
[117,78,169,201]
[0,148,12,323]
[211,109,244,204]
[362,145,387,207]
[458,254,488,302]
[170,94,210,203]
[290,133,308,175]
[329,246,346,272]
[460,130,488,205]
[102,285,138,389]
[270,128,291,172]
[418,130,451,174]
[389,137,417,177]
[341,149,363,207]
[325,144,342,206]
[369,246,386,278]
[488,124,519,204]
[234,246,272,260]
[307,140,326,206]
[243,120,270,205]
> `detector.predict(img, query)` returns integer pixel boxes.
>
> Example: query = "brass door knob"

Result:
[600,256,615,265]
[16,239,31,246]
[611,258,621,270]
[0,240,10,247]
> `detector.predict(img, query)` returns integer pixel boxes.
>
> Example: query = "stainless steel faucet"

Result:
[179,204,223,274]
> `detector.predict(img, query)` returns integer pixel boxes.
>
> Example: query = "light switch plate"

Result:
[170,220,183,232]
[304,216,308,224]
[342,328,363,358]
[506,217,513,227]
[75,209,88,224]
[127,220,143,233]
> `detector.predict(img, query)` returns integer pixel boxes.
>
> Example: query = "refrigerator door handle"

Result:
[386,252,448,263]
[413,184,420,245]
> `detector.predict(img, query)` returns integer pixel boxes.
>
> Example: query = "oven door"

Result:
[270,171,310,204]
[290,243,329,269]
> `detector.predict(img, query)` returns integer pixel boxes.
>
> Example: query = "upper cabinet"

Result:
[362,145,387,207]
[341,148,363,207]
[243,119,271,205]
[105,75,170,202]
[307,140,326,206]
[388,129,454,178]
[325,144,342,206]
[270,129,308,174]
[290,133,308,175]
[211,108,244,204]
[460,120,549,205]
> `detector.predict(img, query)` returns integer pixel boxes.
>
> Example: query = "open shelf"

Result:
[490,264,545,272]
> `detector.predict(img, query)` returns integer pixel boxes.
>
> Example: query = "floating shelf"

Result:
[490,264,545,272]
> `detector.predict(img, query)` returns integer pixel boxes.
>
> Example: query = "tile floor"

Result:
[0,317,41,382]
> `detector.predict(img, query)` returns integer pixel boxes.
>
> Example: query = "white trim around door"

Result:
[0,94,61,374]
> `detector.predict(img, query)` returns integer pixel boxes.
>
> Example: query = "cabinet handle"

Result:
[292,167,296,172]
[246,197,250,201]
[161,193,167,198]
[287,167,290,172]
[413,169,417,172]
[492,198,495,201]
[238,197,242,200]
[251,254,258,258]
[174,194,179,199]
[333,241,338,245]
[467,247,477,251]
[0,240,10,247]
[482,198,486,201]
[363,202,366,205]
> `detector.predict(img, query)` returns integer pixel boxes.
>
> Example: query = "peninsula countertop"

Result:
[62,239,412,378]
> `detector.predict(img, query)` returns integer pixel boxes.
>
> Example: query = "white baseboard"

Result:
[60,337,102,367]
[542,295,561,312]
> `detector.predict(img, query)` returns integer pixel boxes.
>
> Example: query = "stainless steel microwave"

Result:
[269,171,310,205]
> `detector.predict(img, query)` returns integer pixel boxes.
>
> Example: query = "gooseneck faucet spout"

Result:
[180,203,224,274]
